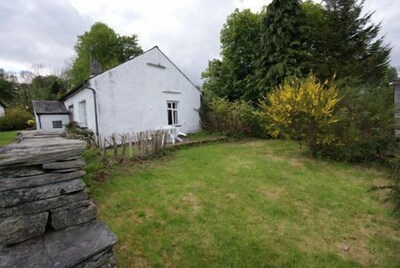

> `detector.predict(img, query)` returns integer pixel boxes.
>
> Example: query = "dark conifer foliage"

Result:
[256,0,306,93]
[310,0,391,85]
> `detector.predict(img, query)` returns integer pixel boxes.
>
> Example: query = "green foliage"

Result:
[0,107,33,131]
[65,121,94,141]
[202,0,393,103]
[71,22,120,85]
[203,97,262,137]
[202,9,263,103]
[70,22,143,86]
[117,35,143,63]
[31,75,68,101]
[256,0,307,93]
[316,84,397,162]
[201,59,227,101]
[0,69,16,105]
[258,75,340,155]
[305,0,391,85]
[259,75,397,162]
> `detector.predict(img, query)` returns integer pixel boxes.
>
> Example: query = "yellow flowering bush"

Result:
[258,75,341,155]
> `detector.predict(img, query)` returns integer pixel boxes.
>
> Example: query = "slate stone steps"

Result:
[0,131,117,267]
[0,220,117,268]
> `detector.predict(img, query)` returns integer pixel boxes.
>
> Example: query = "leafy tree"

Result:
[301,0,325,75]
[306,0,391,85]
[202,59,229,99]
[14,83,32,111]
[118,35,143,62]
[220,9,263,102]
[202,9,263,103]
[0,78,15,105]
[70,22,142,86]
[256,0,307,94]
[30,75,68,100]
[0,69,17,105]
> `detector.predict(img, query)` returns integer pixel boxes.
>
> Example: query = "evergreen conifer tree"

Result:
[256,0,306,93]
[310,0,391,85]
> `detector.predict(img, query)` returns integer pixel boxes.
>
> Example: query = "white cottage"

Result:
[32,100,70,130]
[60,46,201,138]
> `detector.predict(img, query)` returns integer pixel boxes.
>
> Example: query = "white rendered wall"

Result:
[65,47,201,139]
[0,105,4,117]
[35,113,40,129]
[63,88,96,131]
[38,114,70,130]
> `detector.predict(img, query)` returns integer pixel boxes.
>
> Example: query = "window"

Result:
[52,120,62,129]
[167,101,178,126]
[68,105,74,121]
[79,101,87,126]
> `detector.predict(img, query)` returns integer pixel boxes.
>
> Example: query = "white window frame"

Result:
[78,100,87,127]
[167,101,179,126]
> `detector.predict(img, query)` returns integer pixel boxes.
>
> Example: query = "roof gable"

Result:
[62,46,200,100]
[32,100,69,114]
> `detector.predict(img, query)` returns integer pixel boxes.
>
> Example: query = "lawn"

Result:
[0,131,17,146]
[88,140,400,267]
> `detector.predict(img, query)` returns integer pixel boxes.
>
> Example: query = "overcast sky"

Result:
[0,0,399,85]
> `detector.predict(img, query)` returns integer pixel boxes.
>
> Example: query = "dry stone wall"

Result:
[0,131,117,268]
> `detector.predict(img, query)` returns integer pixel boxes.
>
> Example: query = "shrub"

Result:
[258,74,397,162]
[0,107,33,131]
[316,85,397,162]
[65,121,94,141]
[204,97,261,137]
[258,74,341,155]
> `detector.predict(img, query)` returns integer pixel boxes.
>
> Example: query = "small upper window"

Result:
[167,101,178,126]
[52,120,63,129]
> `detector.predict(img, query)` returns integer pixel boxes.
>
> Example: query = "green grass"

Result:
[88,140,400,267]
[0,131,17,146]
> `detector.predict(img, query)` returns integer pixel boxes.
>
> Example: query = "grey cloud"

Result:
[360,0,400,72]
[146,0,237,85]
[0,0,91,70]
[0,0,399,83]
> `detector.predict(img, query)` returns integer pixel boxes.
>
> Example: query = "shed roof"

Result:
[32,100,69,115]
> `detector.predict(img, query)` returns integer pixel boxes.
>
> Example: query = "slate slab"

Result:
[0,166,45,178]
[45,220,117,267]
[0,138,86,168]
[0,191,89,218]
[0,170,85,192]
[51,200,97,230]
[42,158,85,170]
[0,220,117,268]
[0,179,85,207]
[0,236,52,268]
[0,212,48,245]
[51,168,81,173]
[74,249,117,268]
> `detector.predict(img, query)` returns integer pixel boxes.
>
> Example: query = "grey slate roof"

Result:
[32,100,69,114]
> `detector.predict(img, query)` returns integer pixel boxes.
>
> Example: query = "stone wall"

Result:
[0,131,117,268]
